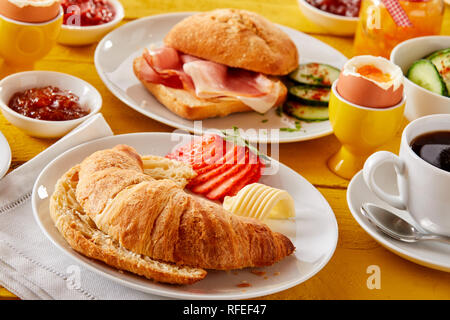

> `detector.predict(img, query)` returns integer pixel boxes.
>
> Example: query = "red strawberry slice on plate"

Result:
[191,151,250,195]
[227,162,264,198]
[195,144,241,175]
[167,134,225,170]
[189,146,246,186]
[205,161,261,200]
[166,133,265,201]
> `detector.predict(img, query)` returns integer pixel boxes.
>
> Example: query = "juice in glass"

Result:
[354,0,444,58]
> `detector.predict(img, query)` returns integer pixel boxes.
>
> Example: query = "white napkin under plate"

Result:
[0,114,162,300]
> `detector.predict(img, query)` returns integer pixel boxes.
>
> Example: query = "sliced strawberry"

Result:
[227,162,263,197]
[166,133,266,201]
[190,150,250,194]
[195,144,240,175]
[189,146,246,186]
[220,158,264,199]
[188,163,231,187]
[166,134,224,169]
[190,156,249,195]
[205,162,259,200]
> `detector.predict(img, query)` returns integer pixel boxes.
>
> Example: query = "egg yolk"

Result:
[356,65,391,83]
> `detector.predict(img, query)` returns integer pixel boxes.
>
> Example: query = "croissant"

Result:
[75,145,295,270]
[50,165,207,284]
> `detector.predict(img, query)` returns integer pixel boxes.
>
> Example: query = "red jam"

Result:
[62,0,116,26]
[306,0,361,17]
[8,86,89,121]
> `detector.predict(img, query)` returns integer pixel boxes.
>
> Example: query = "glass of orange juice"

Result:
[354,0,444,58]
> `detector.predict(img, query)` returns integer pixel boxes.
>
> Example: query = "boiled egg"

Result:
[336,55,404,108]
[0,0,60,23]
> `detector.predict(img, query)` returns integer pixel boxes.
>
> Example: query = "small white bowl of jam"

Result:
[58,0,125,46]
[297,0,359,36]
[0,71,102,138]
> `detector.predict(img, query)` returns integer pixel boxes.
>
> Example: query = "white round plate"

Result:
[0,131,11,179]
[94,12,348,143]
[32,133,338,299]
[347,167,450,272]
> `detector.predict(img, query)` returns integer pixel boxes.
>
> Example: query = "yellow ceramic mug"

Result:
[328,80,406,179]
[0,7,62,71]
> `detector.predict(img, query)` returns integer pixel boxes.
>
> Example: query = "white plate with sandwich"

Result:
[32,132,338,299]
[94,10,348,143]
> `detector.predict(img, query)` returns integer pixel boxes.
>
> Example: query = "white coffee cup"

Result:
[363,114,450,237]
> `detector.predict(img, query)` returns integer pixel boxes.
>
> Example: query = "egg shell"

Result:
[0,0,60,23]
[336,72,404,109]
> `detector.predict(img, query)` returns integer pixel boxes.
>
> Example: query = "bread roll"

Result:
[164,9,299,75]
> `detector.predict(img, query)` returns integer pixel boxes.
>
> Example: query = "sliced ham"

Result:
[137,46,280,113]
[138,48,193,90]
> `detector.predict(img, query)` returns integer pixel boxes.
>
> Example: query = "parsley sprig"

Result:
[221,126,270,162]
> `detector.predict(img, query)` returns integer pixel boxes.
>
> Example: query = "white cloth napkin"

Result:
[0,114,162,300]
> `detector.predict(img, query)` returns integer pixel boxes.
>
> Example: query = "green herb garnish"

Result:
[221,126,270,162]
[279,121,302,132]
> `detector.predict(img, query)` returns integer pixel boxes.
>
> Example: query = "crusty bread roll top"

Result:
[164,8,299,76]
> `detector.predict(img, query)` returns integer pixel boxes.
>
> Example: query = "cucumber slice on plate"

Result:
[425,48,450,60]
[406,59,448,96]
[289,85,330,106]
[426,48,450,96]
[283,101,329,122]
[289,63,340,87]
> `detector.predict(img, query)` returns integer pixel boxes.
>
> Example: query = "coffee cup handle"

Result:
[363,151,407,210]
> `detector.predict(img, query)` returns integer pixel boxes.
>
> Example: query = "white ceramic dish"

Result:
[0,71,102,138]
[32,132,339,299]
[390,36,450,121]
[94,12,348,144]
[347,168,450,272]
[0,131,11,179]
[58,0,124,46]
[297,0,358,36]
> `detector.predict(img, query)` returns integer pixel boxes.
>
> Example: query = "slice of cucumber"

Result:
[283,101,329,122]
[289,63,340,87]
[289,85,330,106]
[426,48,450,96]
[406,59,448,96]
[425,48,450,60]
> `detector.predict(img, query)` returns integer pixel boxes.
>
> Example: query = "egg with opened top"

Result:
[0,0,60,23]
[336,55,404,108]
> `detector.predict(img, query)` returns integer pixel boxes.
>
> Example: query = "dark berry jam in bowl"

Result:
[0,71,102,138]
[305,0,361,18]
[58,0,125,46]
[297,0,359,36]
[61,0,116,27]
[8,86,90,121]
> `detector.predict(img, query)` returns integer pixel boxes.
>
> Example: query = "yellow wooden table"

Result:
[1,0,449,300]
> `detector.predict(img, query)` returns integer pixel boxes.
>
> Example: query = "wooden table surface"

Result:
[1,0,449,300]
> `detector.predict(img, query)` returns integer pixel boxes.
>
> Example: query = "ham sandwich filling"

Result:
[137,47,281,114]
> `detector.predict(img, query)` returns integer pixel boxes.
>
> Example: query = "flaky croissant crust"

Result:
[75,145,295,270]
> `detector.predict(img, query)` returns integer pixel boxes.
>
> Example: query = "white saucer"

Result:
[347,166,450,272]
[0,131,11,179]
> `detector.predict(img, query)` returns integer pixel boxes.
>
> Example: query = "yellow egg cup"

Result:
[328,80,406,180]
[0,7,62,73]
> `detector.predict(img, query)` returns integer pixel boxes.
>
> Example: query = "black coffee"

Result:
[410,131,450,173]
